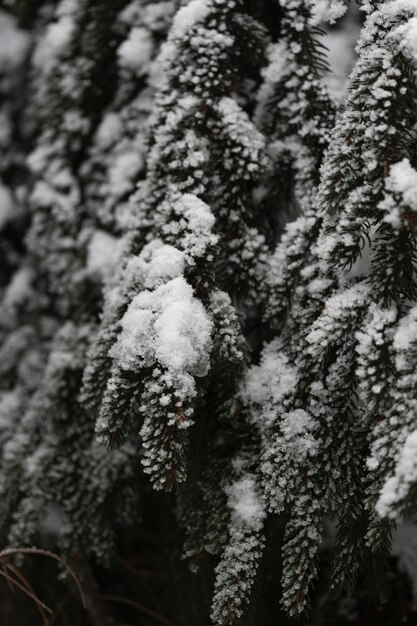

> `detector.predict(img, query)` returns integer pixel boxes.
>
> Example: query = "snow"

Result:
[309,0,347,26]
[0,390,21,433]
[0,10,29,72]
[87,230,124,281]
[111,276,213,376]
[314,229,338,262]
[388,159,417,207]
[306,283,370,356]
[280,409,318,460]
[142,244,185,288]
[149,40,176,88]
[176,193,215,231]
[356,304,397,386]
[125,241,186,290]
[281,408,314,437]
[0,183,14,229]
[3,268,32,307]
[393,306,417,373]
[105,241,186,316]
[226,475,266,530]
[155,287,212,376]
[170,0,211,39]
[109,151,144,198]
[381,159,417,229]
[142,2,176,31]
[112,303,154,370]
[376,430,417,518]
[27,144,54,174]
[268,216,316,288]
[217,98,267,175]
[362,0,417,52]
[260,42,289,87]
[162,193,217,262]
[394,306,417,355]
[33,13,75,73]
[118,1,141,24]
[0,111,11,148]
[95,113,123,150]
[55,0,79,17]
[243,340,298,418]
[118,27,154,73]
[395,15,417,62]
[255,42,290,124]
[119,1,175,32]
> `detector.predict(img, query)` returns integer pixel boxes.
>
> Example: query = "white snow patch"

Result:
[33,14,75,73]
[118,26,154,73]
[394,306,417,355]
[0,183,14,229]
[396,16,417,62]
[3,268,32,307]
[306,283,369,355]
[87,231,124,281]
[309,0,347,26]
[281,409,319,459]
[377,430,417,518]
[162,193,217,262]
[243,340,298,430]
[0,10,29,71]
[112,276,213,376]
[109,151,144,197]
[381,159,417,229]
[0,391,20,432]
[142,244,185,289]
[125,240,185,290]
[143,1,176,31]
[243,340,297,410]
[388,159,417,207]
[226,476,266,529]
[171,0,210,38]
[95,113,123,150]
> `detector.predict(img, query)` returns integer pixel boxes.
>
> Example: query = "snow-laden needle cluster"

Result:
[0,1,417,624]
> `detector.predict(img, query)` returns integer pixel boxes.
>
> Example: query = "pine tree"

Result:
[81,0,268,493]
[245,0,417,616]
[81,0,177,234]
[0,1,417,625]
[0,0,154,562]
[79,3,271,621]
[0,8,29,288]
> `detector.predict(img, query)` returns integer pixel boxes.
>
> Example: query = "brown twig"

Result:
[0,547,86,609]
[0,566,52,625]
[50,591,73,626]
[99,593,174,626]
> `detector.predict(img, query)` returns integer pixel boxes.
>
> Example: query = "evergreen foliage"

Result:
[0,1,417,625]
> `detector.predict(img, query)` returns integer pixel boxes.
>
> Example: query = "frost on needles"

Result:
[82,0,267,493]
[0,1,416,625]
[249,0,417,616]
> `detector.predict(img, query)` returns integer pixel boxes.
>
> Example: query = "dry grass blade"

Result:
[50,591,72,626]
[1,560,14,593]
[0,565,53,625]
[99,593,174,626]
[3,559,52,625]
[0,547,86,609]
[5,559,40,596]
